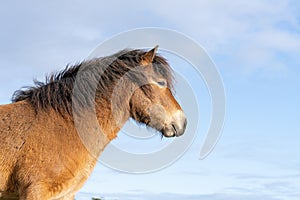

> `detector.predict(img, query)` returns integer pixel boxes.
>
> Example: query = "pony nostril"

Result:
[171,123,178,135]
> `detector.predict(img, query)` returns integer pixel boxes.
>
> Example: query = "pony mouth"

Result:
[141,117,186,138]
[161,120,187,138]
[143,120,175,138]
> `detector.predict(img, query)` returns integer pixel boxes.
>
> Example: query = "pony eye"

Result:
[157,80,167,87]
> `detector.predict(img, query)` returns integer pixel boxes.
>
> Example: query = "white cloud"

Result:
[1,0,299,77]
[144,0,300,74]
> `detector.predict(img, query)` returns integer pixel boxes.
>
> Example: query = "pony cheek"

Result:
[146,104,168,131]
[129,93,152,123]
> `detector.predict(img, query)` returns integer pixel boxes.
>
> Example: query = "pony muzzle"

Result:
[163,110,187,137]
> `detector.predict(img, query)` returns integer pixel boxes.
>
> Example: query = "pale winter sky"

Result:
[0,1,300,200]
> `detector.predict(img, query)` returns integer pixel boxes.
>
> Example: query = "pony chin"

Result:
[161,127,176,137]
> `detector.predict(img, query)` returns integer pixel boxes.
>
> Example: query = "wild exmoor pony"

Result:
[0,46,187,199]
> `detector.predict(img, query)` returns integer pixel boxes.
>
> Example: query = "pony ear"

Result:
[141,45,159,65]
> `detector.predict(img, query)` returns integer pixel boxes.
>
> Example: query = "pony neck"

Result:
[70,93,130,159]
[94,79,133,141]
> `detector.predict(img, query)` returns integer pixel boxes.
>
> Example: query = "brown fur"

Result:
[0,47,186,199]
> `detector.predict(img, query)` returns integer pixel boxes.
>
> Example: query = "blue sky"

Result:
[1,1,300,199]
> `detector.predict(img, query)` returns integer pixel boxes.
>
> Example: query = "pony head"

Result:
[127,46,187,137]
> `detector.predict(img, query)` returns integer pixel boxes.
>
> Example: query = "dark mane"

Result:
[12,48,174,117]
